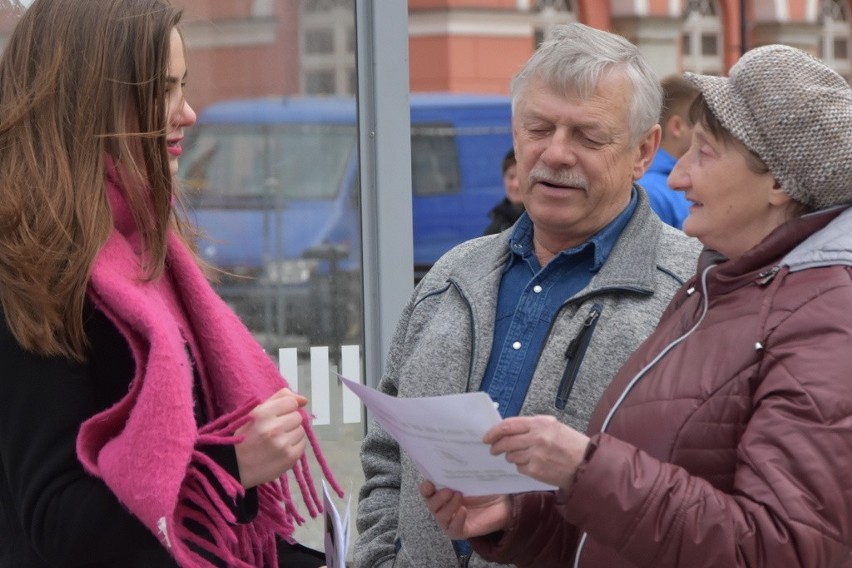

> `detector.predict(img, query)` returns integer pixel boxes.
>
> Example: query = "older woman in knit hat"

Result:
[421,44,852,568]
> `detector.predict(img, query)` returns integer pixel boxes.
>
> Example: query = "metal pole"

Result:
[355,0,413,392]
[740,0,748,56]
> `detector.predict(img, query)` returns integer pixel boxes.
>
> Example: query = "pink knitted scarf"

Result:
[76,174,342,567]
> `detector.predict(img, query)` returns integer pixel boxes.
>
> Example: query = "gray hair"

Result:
[511,23,662,144]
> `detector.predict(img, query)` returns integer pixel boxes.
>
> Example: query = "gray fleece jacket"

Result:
[354,189,702,568]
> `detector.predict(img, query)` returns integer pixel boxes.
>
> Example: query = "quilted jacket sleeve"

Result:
[561,283,852,567]
[466,276,852,568]
[470,492,581,567]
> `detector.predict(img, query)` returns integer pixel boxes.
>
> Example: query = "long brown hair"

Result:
[0,0,186,360]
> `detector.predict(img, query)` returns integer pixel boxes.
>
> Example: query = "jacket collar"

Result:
[781,205,852,272]
[452,186,669,299]
[696,206,847,292]
[590,186,666,296]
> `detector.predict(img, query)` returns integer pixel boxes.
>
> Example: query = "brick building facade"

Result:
[2,0,850,112]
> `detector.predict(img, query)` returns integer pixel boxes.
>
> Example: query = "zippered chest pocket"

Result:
[555,303,602,409]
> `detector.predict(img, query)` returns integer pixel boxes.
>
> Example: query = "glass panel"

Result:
[404,96,514,279]
[411,124,461,196]
[682,32,691,55]
[172,0,362,553]
[182,123,356,203]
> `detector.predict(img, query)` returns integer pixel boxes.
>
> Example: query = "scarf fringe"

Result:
[201,399,256,435]
[166,403,307,568]
[292,455,316,518]
[278,476,301,527]
[303,407,344,499]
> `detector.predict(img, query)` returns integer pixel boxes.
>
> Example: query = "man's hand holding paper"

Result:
[339,376,556,496]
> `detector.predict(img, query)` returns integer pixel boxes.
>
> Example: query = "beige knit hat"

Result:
[685,45,852,210]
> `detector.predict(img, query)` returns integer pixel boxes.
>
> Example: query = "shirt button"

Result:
[512,341,522,350]
[533,285,542,293]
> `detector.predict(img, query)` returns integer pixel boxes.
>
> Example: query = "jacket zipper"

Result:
[448,280,478,392]
[555,304,602,409]
[756,265,780,285]
[572,264,716,568]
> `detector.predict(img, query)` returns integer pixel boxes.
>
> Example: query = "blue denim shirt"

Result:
[479,189,639,418]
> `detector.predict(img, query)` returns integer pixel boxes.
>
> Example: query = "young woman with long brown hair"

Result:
[0,1,339,566]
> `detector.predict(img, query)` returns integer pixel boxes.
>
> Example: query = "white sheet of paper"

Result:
[322,480,351,568]
[340,375,557,496]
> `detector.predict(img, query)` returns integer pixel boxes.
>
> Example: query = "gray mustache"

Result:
[528,164,588,190]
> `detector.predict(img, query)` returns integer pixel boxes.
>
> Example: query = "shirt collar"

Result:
[507,188,639,272]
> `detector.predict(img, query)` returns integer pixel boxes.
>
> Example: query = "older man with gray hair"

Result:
[355,23,701,568]
[422,43,852,568]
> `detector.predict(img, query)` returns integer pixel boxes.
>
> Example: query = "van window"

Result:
[182,123,356,207]
[410,123,460,196]
[271,124,356,199]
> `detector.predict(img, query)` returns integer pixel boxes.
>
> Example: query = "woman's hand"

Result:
[419,481,511,540]
[234,388,308,488]
[484,415,590,491]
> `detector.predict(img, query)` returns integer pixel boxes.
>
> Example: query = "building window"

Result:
[835,38,848,60]
[821,0,852,82]
[305,28,334,55]
[681,0,722,75]
[681,32,691,56]
[700,33,718,56]
[532,0,576,48]
[305,70,337,95]
[300,0,355,95]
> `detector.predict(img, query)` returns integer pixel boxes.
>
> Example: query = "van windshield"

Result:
[180,123,357,207]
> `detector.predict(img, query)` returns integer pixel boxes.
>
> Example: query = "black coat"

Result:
[0,308,324,567]
[482,198,524,235]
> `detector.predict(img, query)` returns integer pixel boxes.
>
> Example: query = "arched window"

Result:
[820,0,851,82]
[681,0,723,75]
[301,0,356,95]
[533,0,576,48]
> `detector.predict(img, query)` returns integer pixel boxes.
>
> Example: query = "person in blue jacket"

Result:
[637,74,699,229]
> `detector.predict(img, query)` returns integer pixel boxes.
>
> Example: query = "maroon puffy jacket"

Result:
[474,207,852,568]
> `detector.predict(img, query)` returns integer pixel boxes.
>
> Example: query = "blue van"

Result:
[180,93,513,345]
